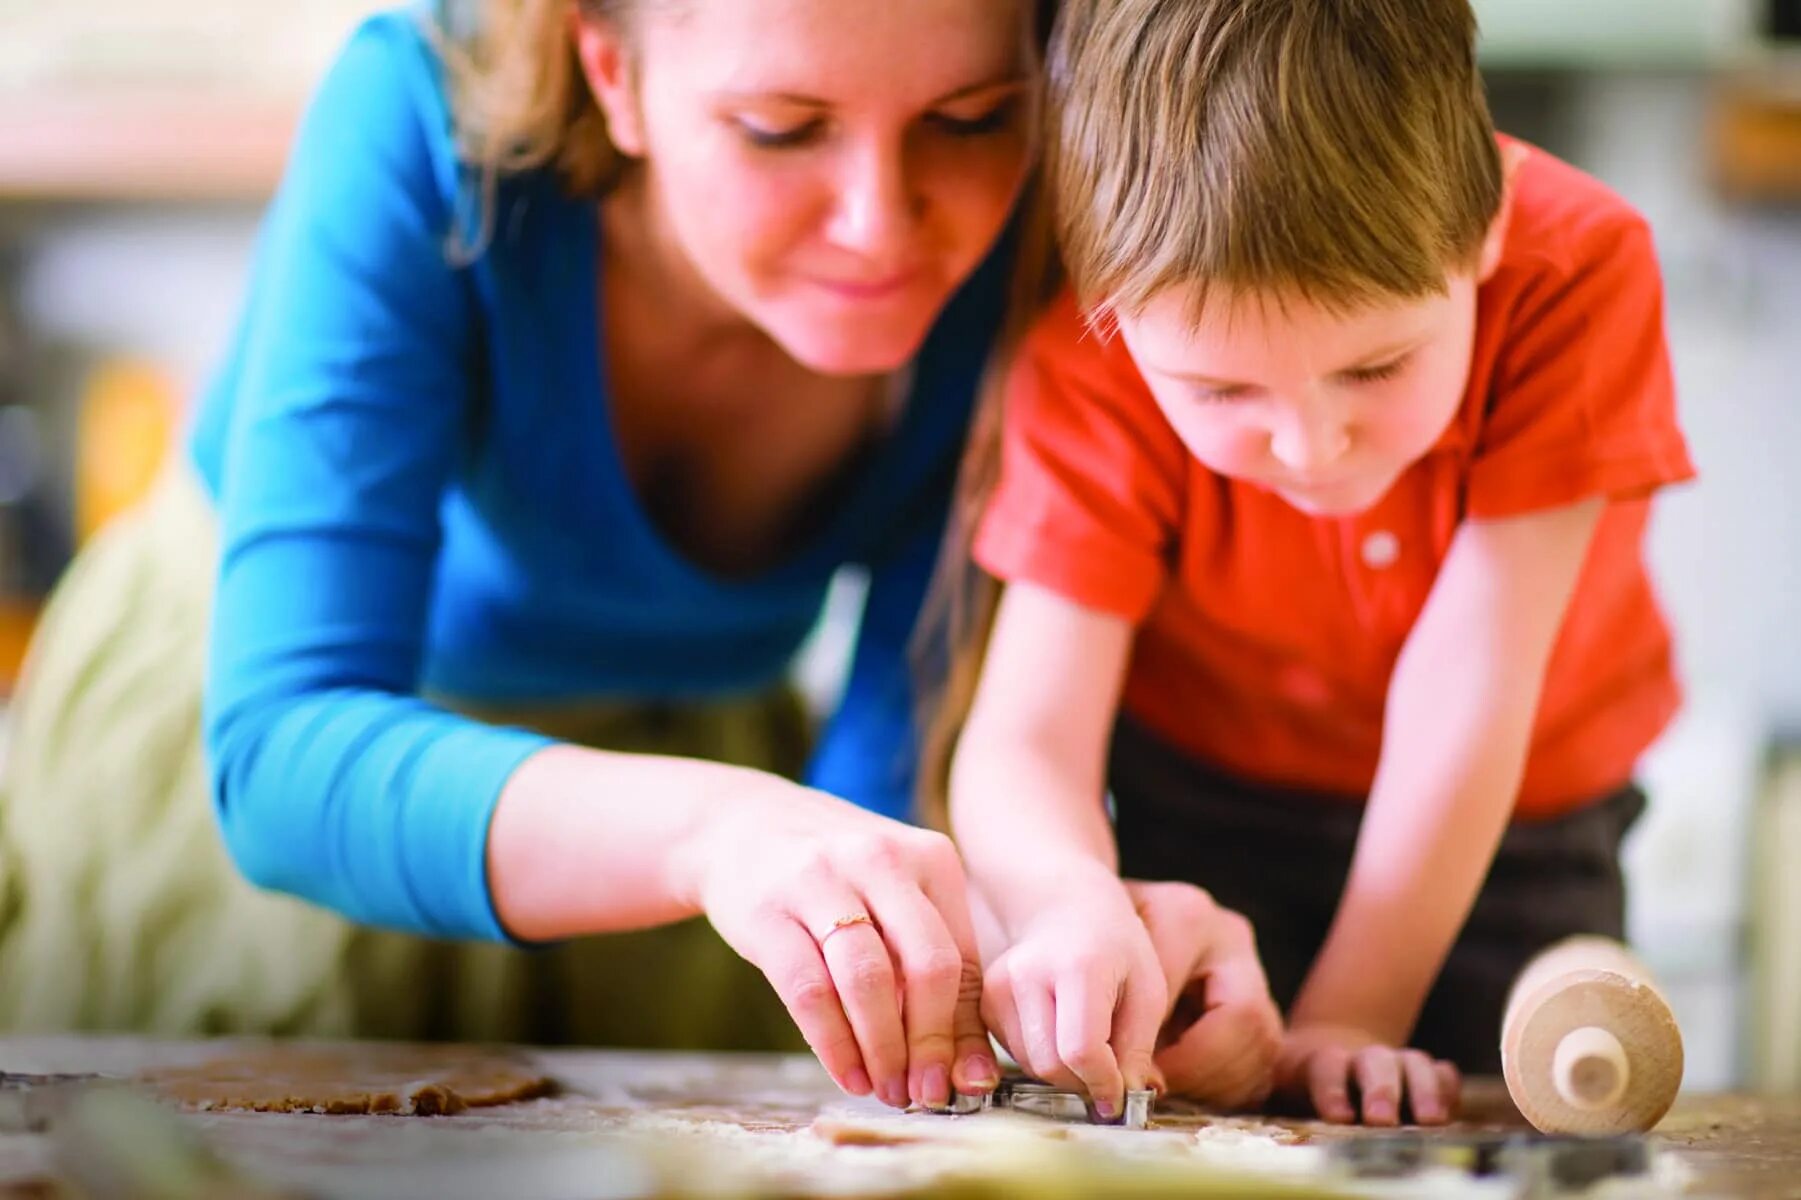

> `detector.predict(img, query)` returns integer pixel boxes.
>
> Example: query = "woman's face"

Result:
[579,0,1039,375]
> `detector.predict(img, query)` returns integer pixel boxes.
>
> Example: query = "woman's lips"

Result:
[808,271,919,301]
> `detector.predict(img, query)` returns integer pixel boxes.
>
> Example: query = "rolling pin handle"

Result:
[1553,1025,1630,1111]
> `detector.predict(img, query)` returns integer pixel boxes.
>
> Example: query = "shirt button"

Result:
[1278,665,1332,707]
[1361,530,1400,569]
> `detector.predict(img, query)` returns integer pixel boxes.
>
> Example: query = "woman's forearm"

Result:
[486,743,778,942]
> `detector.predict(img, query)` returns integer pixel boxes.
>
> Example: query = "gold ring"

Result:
[820,912,875,945]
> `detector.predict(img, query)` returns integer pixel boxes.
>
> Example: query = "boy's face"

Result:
[1116,277,1480,518]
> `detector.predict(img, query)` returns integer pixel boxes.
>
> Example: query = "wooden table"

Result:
[0,1037,1796,1198]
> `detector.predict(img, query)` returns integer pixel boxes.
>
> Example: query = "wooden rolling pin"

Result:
[1500,936,1684,1134]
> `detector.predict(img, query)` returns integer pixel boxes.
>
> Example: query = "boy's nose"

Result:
[1269,410,1351,476]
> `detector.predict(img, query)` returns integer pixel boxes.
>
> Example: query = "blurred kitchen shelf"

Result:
[1711,68,1801,201]
[1474,0,1758,69]
[1753,750,1801,1092]
[0,90,300,203]
[0,599,38,694]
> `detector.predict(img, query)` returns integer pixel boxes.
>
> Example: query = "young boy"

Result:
[949,0,1694,1125]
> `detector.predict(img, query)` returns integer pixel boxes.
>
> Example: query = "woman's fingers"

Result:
[800,895,910,1108]
[698,800,998,1110]
[739,915,869,1096]
[901,837,999,1096]
[859,877,972,1110]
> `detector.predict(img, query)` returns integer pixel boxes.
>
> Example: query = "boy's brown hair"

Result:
[915,0,1503,825]
[1051,0,1503,320]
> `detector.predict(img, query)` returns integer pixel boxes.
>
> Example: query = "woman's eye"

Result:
[737,118,825,149]
[927,99,1019,138]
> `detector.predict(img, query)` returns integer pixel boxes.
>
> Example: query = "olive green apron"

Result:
[0,464,805,1051]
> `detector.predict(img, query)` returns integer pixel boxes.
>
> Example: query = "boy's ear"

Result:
[569,9,647,157]
[1476,141,1530,283]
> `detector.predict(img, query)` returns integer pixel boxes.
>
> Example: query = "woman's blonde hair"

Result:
[433,0,650,204]
[912,187,1061,832]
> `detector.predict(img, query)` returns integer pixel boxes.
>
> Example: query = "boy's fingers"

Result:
[1193,915,1277,1020]
[1352,1047,1402,1127]
[1055,970,1126,1115]
[1436,1061,1464,1119]
[1156,1007,1275,1107]
[1399,1050,1448,1125]
[1307,1046,1356,1124]
[1017,984,1079,1091]
[1110,959,1167,1097]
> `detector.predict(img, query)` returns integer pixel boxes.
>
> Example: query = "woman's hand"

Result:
[978,861,1168,1120]
[684,781,998,1111]
[1126,880,1283,1111]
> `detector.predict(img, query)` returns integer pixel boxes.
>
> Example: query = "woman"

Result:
[0,0,1044,1113]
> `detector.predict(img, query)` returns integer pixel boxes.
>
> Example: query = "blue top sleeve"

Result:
[201,16,552,942]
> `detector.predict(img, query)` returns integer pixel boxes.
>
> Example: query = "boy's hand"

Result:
[980,864,1168,1120]
[1126,881,1282,1111]
[1275,1024,1460,1125]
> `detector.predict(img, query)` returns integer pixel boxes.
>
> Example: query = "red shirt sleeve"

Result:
[973,293,1188,621]
[1468,212,1695,519]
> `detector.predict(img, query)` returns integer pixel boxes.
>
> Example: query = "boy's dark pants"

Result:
[1108,717,1646,1074]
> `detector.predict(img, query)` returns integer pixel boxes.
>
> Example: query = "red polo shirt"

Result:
[974,142,1695,818]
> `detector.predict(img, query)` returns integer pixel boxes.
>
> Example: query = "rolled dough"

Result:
[137,1043,553,1116]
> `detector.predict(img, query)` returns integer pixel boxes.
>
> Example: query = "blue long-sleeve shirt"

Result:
[191,9,1007,943]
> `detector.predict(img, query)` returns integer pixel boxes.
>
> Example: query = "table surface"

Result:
[0,1037,1795,1199]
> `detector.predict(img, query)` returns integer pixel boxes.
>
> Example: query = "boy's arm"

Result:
[1284,495,1606,1124]
[950,581,1164,1109]
[953,580,1283,1113]
[951,580,1133,931]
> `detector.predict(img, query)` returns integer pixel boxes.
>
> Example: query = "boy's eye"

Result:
[1343,357,1408,385]
[736,117,826,149]
[1194,385,1250,403]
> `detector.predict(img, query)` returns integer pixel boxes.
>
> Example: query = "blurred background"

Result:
[0,0,1795,1094]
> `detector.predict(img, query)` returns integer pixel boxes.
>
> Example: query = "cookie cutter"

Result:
[940,1077,1154,1129]
[1326,1131,1652,1189]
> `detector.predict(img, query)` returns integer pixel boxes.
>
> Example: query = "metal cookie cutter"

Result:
[942,1076,1154,1129]
[1326,1132,1652,1190]
[0,1072,106,1133]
